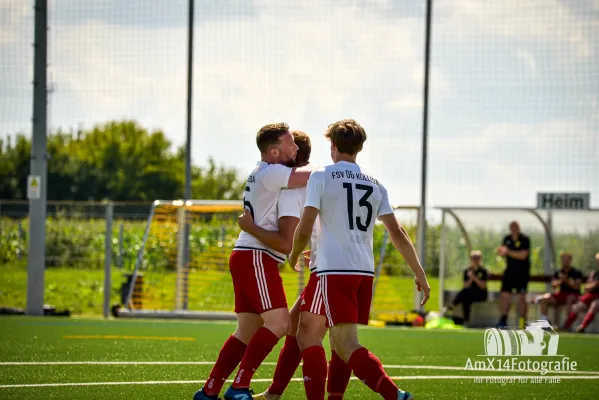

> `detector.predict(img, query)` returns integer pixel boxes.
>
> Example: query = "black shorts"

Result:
[501,271,529,294]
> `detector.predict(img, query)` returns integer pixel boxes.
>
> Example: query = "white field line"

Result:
[1,361,598,376]
[0,361,276,366]
[1,375,598,389]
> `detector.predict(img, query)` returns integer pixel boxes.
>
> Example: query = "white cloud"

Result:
[1,0,597,208]
[437,0,598,59]
[515,50,537,78]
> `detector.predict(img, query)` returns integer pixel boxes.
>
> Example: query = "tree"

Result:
[0,120,245,201]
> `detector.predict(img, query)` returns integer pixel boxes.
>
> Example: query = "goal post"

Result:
[119,200,254,319]
[115,200,421,321]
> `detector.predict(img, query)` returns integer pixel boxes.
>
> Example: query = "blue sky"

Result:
[1,0,598,210]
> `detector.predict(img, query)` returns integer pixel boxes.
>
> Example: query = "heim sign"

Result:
[537,192,590,210]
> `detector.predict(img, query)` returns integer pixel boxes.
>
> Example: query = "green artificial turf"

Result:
[0,317,597,399]
[0,265,551,317]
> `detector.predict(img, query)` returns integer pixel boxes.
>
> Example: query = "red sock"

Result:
[327,350,351,400]
[580,311,596,329]
[302,346,327,400]
[232,327,280,389]
[204,335,247,396]
[268,335,302,395]
[348,347,398,400]
[564,312,578,329]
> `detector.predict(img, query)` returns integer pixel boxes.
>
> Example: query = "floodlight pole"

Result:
[181,0,195,310]
[27,0,48,316]
[415,0,433,311]
[184,0,194,200]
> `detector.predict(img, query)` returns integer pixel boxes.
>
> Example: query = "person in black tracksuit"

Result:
[497,221,531,329]
[447,250,488,325]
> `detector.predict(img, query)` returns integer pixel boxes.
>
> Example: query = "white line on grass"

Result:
[0,361,276,366]
[2,361,598,376]
[1,375,598,389]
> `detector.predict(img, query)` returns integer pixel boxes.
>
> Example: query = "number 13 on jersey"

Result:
[343,182,373,232]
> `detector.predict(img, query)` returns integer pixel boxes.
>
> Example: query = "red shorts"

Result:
[320,274,373,327]
[579,293,599,308]
[230,250,287,314]
[551,292,578,305]
[300,273,325,316]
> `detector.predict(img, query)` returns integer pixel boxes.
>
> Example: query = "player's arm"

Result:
[584,273,598,291]
[505,249,529,260]
[567,274,582,291]
[379,213,430,304]
[505,237,530,260]
[470,273,487,290]
[551,272,562,289]
[238,211,299,254]
[286,165,314,189]
[462,269,472,288]
[288,170,322,267]
[289,206,319,264]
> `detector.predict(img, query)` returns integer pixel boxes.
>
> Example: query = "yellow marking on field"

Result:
[63,335,195,341]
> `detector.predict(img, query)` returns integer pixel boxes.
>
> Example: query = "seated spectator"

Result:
[563,253,599,333]
[534,252,582,322]
[445,250,488,325]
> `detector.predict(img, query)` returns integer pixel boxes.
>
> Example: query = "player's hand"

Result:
[288,252,300,272]
[467,270,474,279]
[237,209,254,232]
[415,274,431,306]
[302,250,311,270]
[497,246,508,257]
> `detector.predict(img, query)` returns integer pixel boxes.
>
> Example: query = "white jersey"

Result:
[305,161,393,276]
[234,161,292,263]
[277,187,319,272]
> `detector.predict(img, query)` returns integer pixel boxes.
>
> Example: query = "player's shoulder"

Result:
[309,166,328,179]
[254,161,290,175]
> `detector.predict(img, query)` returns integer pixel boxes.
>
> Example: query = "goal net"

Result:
[117,200,420,321]
[117,200,310,319]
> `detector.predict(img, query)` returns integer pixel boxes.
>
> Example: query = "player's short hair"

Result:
[470,250,482,259]
[256,123,290,153]
[292,130,311,165]
[325,119,367,155]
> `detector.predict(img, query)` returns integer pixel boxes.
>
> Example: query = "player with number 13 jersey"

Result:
[307,162,393,278]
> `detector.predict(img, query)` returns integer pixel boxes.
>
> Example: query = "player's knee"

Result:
[296,317,322,350]
[537,295,550,305]
[333,341,361,364]
[263,312,291,338]
[588,300,599,313]
[329,329,361,363]
[572,302,585,314]
[234,326,259,344]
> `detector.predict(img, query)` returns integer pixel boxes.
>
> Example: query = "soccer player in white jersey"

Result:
[288,119,431,400]
[194,123,313,400]
[238,131,351,400]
